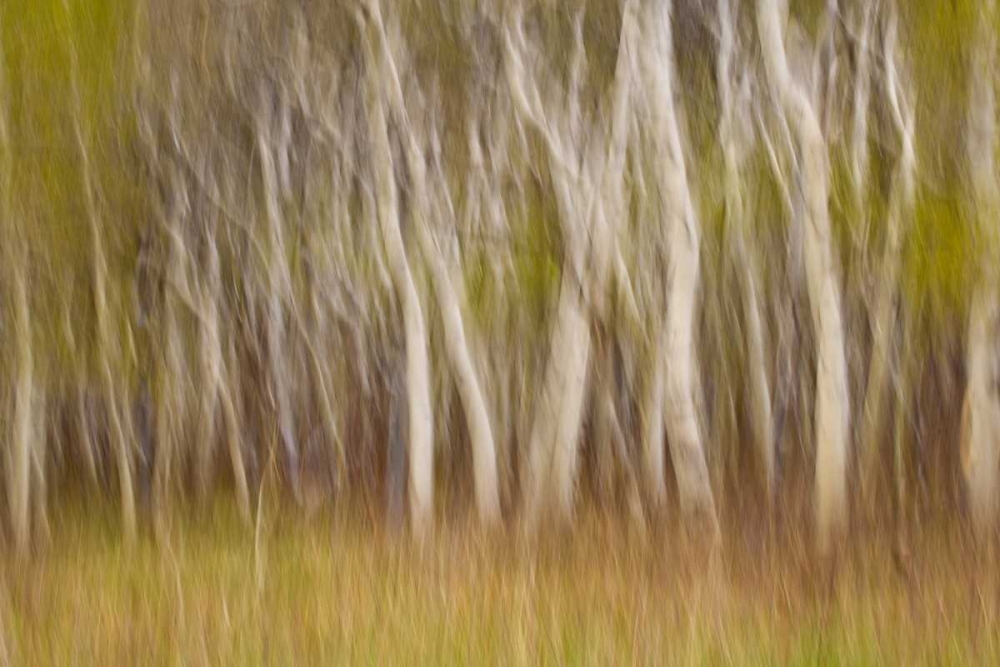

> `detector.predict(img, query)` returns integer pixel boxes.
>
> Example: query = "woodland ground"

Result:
[0,497,997,665]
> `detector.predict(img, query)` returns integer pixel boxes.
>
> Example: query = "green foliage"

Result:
[904,190,973,325]
[4,0,991,360]
[3,0,139,377]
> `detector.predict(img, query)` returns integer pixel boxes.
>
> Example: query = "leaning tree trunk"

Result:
[415,209,501,524]
[357,11,435,536]
[639,0,718,533]
[757,0,850,556]
[501,4,594,532]
[502,0,638,532]
[365,4,501,524]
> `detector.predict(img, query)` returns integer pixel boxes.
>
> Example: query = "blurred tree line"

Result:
[0,0,998,557]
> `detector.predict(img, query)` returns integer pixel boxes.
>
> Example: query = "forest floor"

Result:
[0,497,997,665]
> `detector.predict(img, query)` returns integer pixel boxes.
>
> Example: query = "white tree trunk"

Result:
[965,292,1000,531]
[757,0,850,555]
[642,347,668,506]
[198,223,252,524]
[500,7,590,529]
[30,390,50,547]
[364,3,501,524]
[639,0,718,530]
[521,271,592,531]
[418,226,502,523]
[10,271,34,556]
[0,43,33,556]
[358,15,435,535]
[965,0,1000,533]
[503,0,639,531]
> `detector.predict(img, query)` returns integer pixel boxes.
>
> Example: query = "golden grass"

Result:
[1,499,997,665]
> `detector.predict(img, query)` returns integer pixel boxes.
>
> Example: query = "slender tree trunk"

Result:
[757,0,850,556]
[964,0,1000,536]
[195,220,252,523]
[30,391,50,547]
[504,0,639,532]
[966,293,1000,532]
[66,31,137,543]
[717,0,775,496]
[358,14,435,535]
[386,353,409,532]
[500,7,588,530]
[10,271,34,557]
[1,44,34,556]
[859,13,915,507]
[221,339,252,525]
[194,303,221,502]
[363,4,501,524]
[153,200,187,540]
[640,0,718,531]
[256,99,303,504]
[419,226,501,523]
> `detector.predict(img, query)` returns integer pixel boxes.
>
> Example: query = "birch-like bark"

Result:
[639,0,718,529]
[964,0,1000,534]
[364,4,500,523]
[9,270,34,556]
[549,1,638,523]
[757,0,850,555]
[417,192,501,523]
[462,106,519,511]
[357,8,435,535]
[0,49,33,555]
[503,0,638,531]
[501,6,593,531]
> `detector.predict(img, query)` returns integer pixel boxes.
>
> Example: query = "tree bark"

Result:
[364,3,501,524]
[757,0,851,556]
[357,10,435,536]
[640,0,718,531]
[10,271,34,557]
[964,0,1000,536]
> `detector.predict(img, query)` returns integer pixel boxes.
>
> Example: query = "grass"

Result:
[1,499,997,665]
